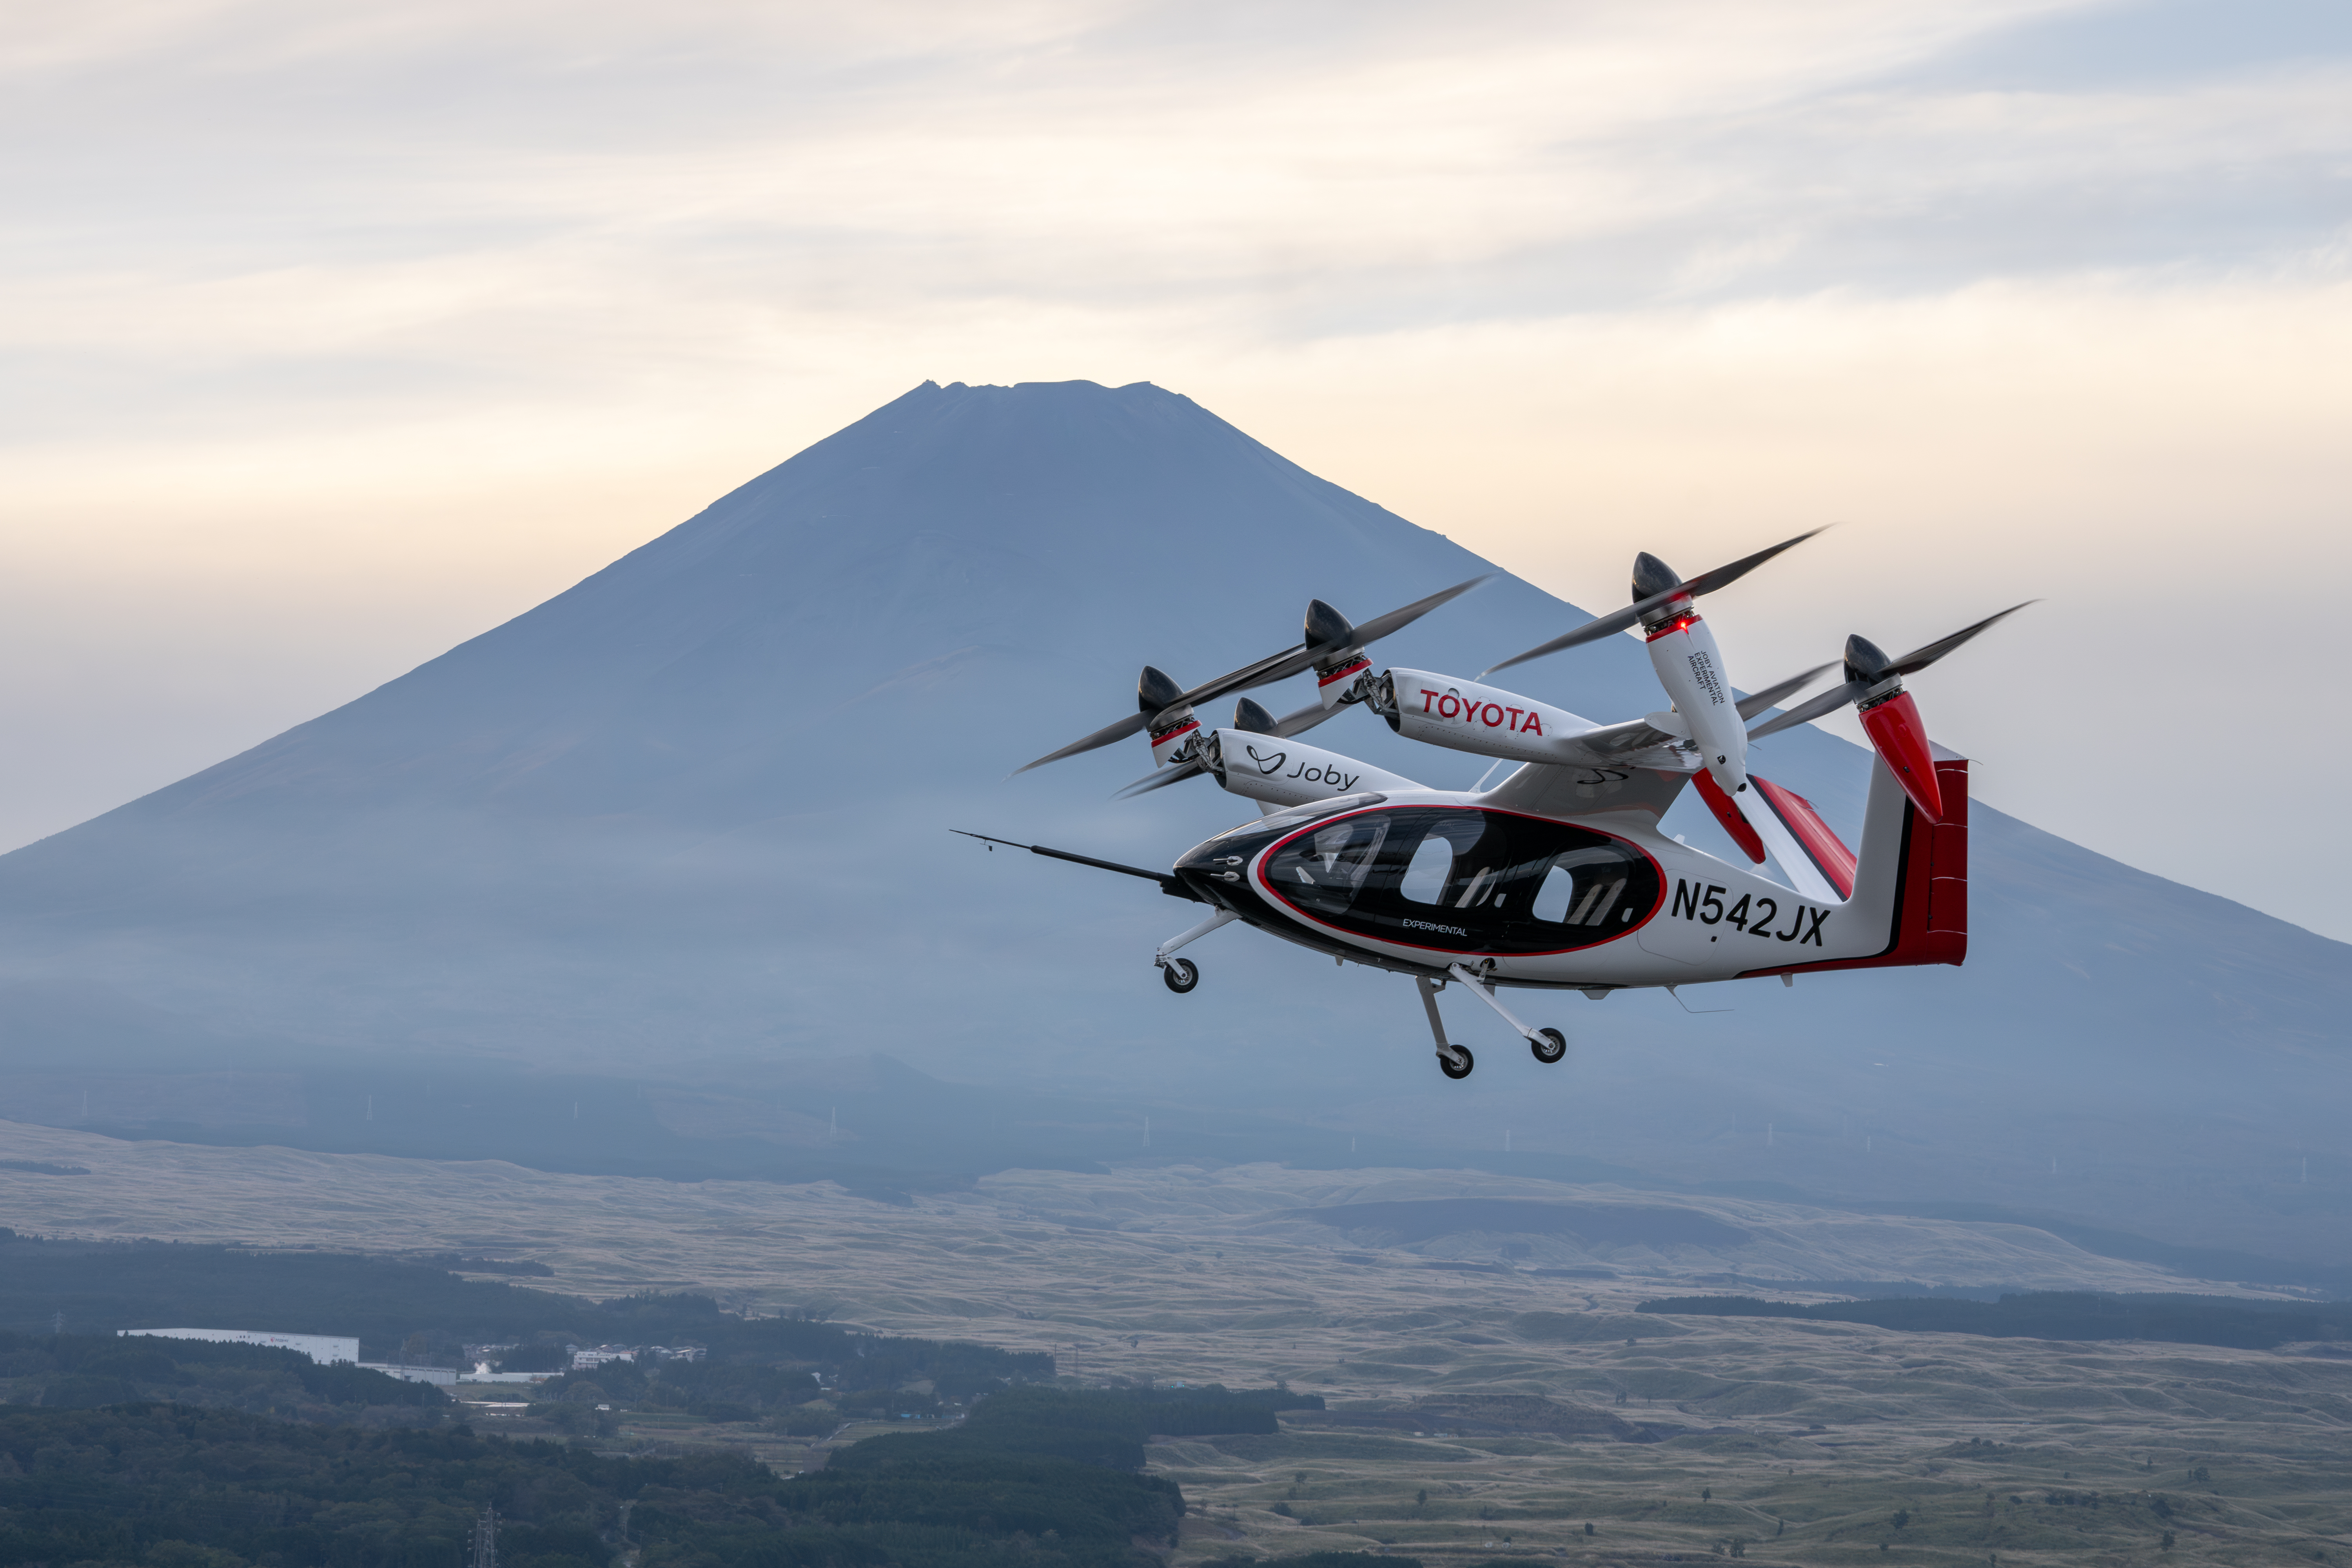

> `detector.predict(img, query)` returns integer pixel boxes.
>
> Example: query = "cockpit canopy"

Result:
[1258,805,1662,956]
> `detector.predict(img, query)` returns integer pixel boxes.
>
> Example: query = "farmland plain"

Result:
[4,1119,2348,1565]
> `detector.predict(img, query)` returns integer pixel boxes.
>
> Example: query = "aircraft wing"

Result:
[1480,757,1693,819]
[1472,664,1835,823]
[1567,717,1682,757]
[1525,665,1832,764]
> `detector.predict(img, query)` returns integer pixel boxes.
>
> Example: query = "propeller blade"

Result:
[1237,694,1345,739]
[1674,526,1830,599]
[1746,678,1868,740]
[1337,574,1494,650]
[1481,528,1826,677]
[1271,698,1347,739]
[1734,662,1835,722]
[1115,759,1208,799]
[1480,601,1650,675]
[1014,710,1151,773]
[1173,642,1321,710]
[1113,696,1347,798]
[1238,574,1496,691]
[1888,600,2038,677]
[1019,576,1489,773]
[1016,644,1307,773]
[1240,694,1352,739]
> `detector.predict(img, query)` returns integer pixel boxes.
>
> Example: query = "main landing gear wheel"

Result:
[1436,1044,1475,1080]
[1161,958,1198,994]
[1530,1027,1567,1065]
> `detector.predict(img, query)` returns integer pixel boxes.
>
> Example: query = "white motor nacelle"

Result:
[1643,608,1748,795]
[1192,729,1417,808]
[1373,669,1601,764]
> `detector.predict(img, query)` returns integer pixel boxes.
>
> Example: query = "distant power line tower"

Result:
[468,1505,497,1568]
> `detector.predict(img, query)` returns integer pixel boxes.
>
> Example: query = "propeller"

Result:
[1747,601,2034,822]
[1298,575,1494,706]
[1481,529,1825,677]
[1115,694,1349,799]
[1736,663,1837,723]
[1015,575,1490,774]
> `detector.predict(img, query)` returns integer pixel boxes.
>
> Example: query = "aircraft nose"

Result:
[1174,837,1260,900]
[1176,842,1248,878]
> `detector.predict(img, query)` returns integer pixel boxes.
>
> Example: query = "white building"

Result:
[122,1328,359,1366]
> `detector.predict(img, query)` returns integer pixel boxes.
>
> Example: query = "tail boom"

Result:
[1738,749,1967,979]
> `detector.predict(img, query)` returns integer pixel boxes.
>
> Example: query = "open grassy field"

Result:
[1149,1323,2352,1566]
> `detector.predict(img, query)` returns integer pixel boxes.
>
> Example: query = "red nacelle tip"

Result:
[1859,690,1943,823]
[1691,767,1767,864]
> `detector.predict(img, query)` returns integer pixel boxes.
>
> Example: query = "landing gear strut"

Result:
[1445,963,1569,1067]
[1416,976,1475,1079]
[1154,908,1236,995]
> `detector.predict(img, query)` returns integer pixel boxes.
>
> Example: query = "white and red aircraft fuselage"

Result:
[979,540,2014,1079]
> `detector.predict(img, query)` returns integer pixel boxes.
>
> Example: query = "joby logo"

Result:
[1250,744,1360,790]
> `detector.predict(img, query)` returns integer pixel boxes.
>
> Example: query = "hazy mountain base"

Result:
[0,380,2344,1265]
[2,1025,2341,1281]
[0,1125,2312,1343]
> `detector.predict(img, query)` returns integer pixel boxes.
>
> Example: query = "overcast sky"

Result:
[3,0,2348,937]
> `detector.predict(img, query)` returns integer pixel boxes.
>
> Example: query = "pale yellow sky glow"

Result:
[2,0,2349,936]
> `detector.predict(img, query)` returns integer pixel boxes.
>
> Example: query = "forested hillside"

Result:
[0,1387,1318,1568]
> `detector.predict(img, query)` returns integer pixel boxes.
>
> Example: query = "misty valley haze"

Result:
[0,380,2343,1268]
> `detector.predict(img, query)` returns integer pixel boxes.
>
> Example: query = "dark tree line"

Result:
[0,1332,442,1418]
[0,1384,1306,1568]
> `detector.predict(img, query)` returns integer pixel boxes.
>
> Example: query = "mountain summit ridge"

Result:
[0,380,2342,1259]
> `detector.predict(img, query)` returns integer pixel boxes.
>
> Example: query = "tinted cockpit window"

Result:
[1262,807,1660,956]
[1270,815,1391,917]
[1398,816,1483,904]
[1526,846,1635,929]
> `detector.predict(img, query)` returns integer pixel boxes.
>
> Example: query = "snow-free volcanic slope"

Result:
[0,381,2343,1259]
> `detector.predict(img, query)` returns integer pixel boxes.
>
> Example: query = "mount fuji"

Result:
[0,381,2343,1263]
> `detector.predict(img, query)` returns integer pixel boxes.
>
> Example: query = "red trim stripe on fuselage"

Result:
[1750,775,1857,899]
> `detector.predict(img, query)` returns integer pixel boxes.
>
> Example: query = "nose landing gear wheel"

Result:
[1530,1027,1566,1064]
[1436,1043,1474,1080]
[1161,958,1198,994]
